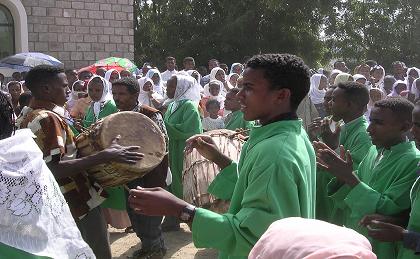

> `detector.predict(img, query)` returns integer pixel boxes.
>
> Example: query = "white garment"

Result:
[87,75,113,118]
[146,69,165,96]
[372,65,385,89]
[388,80,408,97]
[138,77,164,108]
[104,69,120,82]
[161,69,177,82]
[168,75,201,114]
[229,63,243,74]
[309,74,326,105]
[187,70,202,88]
[202,116,224,131]
[203,80,225,109]
[0,129,95,259]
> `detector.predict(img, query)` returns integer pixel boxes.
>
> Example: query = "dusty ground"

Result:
[110,223,218,259]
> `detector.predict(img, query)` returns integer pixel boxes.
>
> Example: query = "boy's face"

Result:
[330,88,349,121]
[367,107,408,148]
[224,91,240,111]
[209,83,220,96]
[166,59,176,70]
[207,103,220,116]
[237,68,285,124]
[184,60,195,70]
[45,73,68,107]
[323,88,334,115]
[411,106,420,146]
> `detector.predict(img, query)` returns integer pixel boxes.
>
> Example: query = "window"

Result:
[0,4,14,60]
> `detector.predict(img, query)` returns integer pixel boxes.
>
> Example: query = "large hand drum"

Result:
[76,111,166,188]
[183,129,244,213]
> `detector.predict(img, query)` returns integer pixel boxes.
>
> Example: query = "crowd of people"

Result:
[0,53,420,259]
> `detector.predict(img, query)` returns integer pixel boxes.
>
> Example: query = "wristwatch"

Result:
[179,204,196,223]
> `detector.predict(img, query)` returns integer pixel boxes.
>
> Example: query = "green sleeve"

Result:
[208,162,238,200]
[345,170,416,217]
[327,177,352,209]
[192,162,302,256]
[165,102,202,140]
[346,132,372,169]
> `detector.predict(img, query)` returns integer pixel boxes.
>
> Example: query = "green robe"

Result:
[317,116,372,221]
[164,99,202,198]
[398,176,420,259]
[224,110,254,131]
[0,243,50,259]
[328,141,420,259]
[82,100,124,210]
[191,120,316,259]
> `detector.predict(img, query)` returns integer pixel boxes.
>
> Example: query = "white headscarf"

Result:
[187,70,202,88]
[372,65,385,89]
[146,69,165,96]
[104,69,120,83]
[229,63,243,74]
[353,74,367,84]
[6,81,23,94]
[137,77,163,107]
[309,74,326,105]
[411,78,420,100]
[168,75,201,114]
[66,80,85,110]
[407,67,420,91]
[388,80,407,97]
[210,67,226,81]
[87,75,112,118]
[203,80,225,108]
[227,73,240,87]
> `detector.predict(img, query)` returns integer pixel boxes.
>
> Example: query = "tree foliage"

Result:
[134,0,420,71]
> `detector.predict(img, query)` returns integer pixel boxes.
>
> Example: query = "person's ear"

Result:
[274,88,291,104]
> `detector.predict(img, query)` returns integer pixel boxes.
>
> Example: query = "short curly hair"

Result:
[25,65,64,92]
[337,81,370,108]
[374,97,414,123]
[246,54,310,110]
[112,77,140,94]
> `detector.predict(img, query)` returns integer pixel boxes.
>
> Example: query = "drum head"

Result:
[98,111,166,173]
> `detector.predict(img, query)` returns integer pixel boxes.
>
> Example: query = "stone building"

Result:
[0,0,134,69]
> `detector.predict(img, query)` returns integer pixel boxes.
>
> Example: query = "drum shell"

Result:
[76,111,166,188]
[182,129,243,213]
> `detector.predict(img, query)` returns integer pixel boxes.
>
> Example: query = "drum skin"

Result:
[76,111,166,188]
[182,129,244,213]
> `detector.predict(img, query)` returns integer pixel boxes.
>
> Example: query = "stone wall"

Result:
[20,0,134,69]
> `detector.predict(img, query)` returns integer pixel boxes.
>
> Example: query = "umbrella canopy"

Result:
[0,52,64,72]
[79,57,138,74]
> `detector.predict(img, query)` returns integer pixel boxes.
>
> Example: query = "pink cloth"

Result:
[249,217,376,259]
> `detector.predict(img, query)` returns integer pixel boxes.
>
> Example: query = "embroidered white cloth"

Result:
[0,129,95,259]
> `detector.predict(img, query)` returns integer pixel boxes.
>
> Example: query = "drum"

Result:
[182,129,244,213]
[75,111,166,188]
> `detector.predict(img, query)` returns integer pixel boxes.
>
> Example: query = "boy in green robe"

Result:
[358,101,420,259]
[315,82,372,222]
[315,97,420,259]
[128,54,317,259]
[223,88,254,132]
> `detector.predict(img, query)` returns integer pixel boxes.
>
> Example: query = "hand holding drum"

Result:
[185,135,221,162]
[97,135,144,164]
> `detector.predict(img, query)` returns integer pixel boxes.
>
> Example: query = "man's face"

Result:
[330,88,349,121]
[236,68,283,124]
[167,59,176,71]
[112,84,137,111]
[393,63,406,78]
[208,60,218,71]
[358,64,371,78]
[367,107,407,148]
[184,60,195,70]
[50,73,68,106]
[411,106,420,147]
[224,91,240,111]
[335,62,347,72]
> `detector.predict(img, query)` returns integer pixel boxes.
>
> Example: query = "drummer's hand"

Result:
[99,135,144,164]
[128,187,188,217]
[185,135,232,169]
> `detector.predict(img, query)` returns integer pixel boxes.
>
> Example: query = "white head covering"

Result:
[165,75,201,114]
[227,73,240,87]
[309,74,326,105]
[146,69,164,96]
[411,78,420,100]
[87,75,112,118]
[203,80,225,108]
[334,72,353,85]
[372,65,385,89]
[187,70,202,87]
[66,80,85,110]
[388,80,407,97]
[353,74,367,82]
[137,77,163,107]
[6,81,22,94]
[210,67,226,81]
[229,63,243,74]
[104,69,120,82]
[407,67,420,78]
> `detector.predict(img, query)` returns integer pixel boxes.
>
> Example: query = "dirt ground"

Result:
[110,223,218,259]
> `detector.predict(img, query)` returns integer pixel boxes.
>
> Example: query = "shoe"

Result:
[161,216,180,232]
[128,247,167,259]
